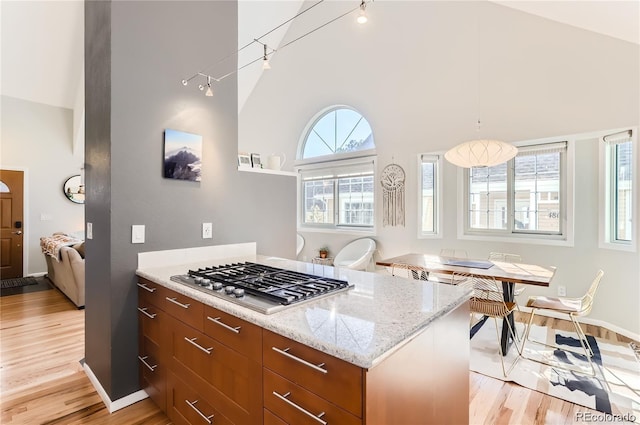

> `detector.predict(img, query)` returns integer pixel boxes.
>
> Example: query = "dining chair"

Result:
[521,270,604,376]
[390,263,429,281]
[487,252,526,309]
[455,271,522,377]
[440,248,468,258]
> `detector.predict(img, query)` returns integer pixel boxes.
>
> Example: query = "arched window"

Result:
[0,181,9,193]
[301,107,374,159]
[298,106,376,231]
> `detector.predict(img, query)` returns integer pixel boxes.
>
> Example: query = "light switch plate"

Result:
[202,222,213,239]
[557,285,566,296]
[132,225,145,244]
[87,222,93,240]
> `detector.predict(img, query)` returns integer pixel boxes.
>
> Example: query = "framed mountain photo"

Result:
[163,129,202,182]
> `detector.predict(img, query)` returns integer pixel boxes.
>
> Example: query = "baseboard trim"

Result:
[27,272,47,277]
[82,363,149,413]
[519,306,640,342]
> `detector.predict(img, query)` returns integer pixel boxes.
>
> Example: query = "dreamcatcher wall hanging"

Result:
[380,162,405,227]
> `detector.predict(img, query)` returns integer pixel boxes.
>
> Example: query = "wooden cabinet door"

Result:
[264,369,361,425]
[263,330,363,418]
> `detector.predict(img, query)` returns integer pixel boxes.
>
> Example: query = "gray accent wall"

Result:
[85,1,295,400]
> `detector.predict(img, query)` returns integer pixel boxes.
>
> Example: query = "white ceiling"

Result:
[1,0,638,111]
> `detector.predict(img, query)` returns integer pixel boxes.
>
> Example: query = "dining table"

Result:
[376,253,557,355]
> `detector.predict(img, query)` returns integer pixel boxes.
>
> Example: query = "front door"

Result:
[0,170,25,279]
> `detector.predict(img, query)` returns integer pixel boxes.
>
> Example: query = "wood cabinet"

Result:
[137,277,262,425]
[138,277,469,425]
[263,329,363,420]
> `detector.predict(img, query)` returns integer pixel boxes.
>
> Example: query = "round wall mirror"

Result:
[63,175,85,204]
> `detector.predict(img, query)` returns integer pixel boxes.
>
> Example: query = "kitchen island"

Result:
[136,243,471,425]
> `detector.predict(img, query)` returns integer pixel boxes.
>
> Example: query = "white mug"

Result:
[267,153,286,170]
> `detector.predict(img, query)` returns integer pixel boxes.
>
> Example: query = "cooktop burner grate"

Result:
[170,262,351,313]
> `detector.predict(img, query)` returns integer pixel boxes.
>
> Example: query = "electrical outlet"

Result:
[202,222,213,239]
[87,222,93,239]
[557,285,566,297]
[132,225,145,244]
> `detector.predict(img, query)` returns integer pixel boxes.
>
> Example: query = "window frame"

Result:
[296,105,377,235]
[457,137,575,247]
[417,153,442,239]
[599,128,637,252]
[297,156,377,235]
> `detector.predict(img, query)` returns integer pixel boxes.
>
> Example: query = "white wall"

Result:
[1,95,85,275]
[239,2,640,335]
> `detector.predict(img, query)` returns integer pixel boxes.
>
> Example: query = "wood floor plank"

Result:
[2,286,635,424]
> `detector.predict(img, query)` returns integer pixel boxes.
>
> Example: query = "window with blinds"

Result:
[466,141,567,236]
[299,158,375,229]
[603,130,633,243]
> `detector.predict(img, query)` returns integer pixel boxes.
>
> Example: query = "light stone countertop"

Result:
[136,254,471,369]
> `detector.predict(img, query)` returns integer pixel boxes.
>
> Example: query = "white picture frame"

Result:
[238,153,252,167]
[251,153,261,168]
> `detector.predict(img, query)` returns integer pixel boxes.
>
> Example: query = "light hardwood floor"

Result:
[1,287,634,424]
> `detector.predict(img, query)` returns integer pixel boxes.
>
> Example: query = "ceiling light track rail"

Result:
[181,0,372,97]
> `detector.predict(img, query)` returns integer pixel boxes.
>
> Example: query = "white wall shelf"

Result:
[237,167,297,177]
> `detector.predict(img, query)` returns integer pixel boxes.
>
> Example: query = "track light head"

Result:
[357,1,368,24]
[262,44,271,70]
[181,79,188,86]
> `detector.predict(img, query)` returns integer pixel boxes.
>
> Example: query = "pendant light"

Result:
[445,10,517,168]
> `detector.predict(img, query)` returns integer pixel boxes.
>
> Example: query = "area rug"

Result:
[0,277,38,289]
[470,320,640,422]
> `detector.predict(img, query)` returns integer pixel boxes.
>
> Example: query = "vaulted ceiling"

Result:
[1,1,638,111]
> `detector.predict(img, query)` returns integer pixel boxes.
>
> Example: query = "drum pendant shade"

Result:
[445,139,518,168]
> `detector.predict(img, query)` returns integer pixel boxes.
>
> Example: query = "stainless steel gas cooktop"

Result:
[170,262,351,314]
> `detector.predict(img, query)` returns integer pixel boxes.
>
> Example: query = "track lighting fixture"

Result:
[262,44,271,70]
[357,1,368,24]
[205,76,213,97]
[182,0,372,97]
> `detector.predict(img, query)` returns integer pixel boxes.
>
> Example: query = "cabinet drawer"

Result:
[139,336,166,411]
[264,369,361,425]
[169,318,262,424]
[167,373,234,425]
[137,277,167,307]
[138,300,166,347]
[263,330,363,417]
[264,408,288,425]
[162,287,203,331]
[203,305,262,361]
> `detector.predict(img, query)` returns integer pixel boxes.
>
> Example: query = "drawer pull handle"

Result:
[166,297,190,309]
[184,337,213,355]
[137,307,157,319]
[207,316,241,334]
[273,391,327,425]
[137,283,156,293]
[272,347,328,374]
[185,399,214,424]
[137,355,157,371]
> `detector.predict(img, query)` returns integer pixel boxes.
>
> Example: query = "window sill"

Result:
[298,227,377,237]
[598,241,636,252]
[458,232,574,247]
[238,166,297,177]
